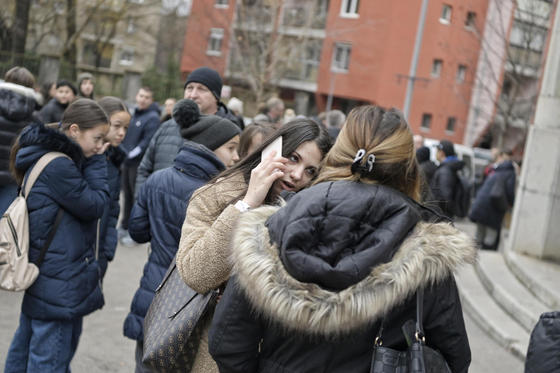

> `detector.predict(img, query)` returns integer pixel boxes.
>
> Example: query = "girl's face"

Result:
[56,86,75,104]
[270,140,322,199]
[214,135,240,168]
[105,111,131,147]
[69,123,110,157]
[247,132,264,155]
[80,79,94,97]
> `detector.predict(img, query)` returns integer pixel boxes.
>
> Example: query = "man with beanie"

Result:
[430,140,465,218]
[124,99,239,373]
[76,72,95,99]
[134,67,239,195]
[120,86,161,246]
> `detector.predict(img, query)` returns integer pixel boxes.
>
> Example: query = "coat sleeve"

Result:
[176,184,242,294]
[103,172,121,261]
[505,173,516,206]
[128,178,151,243]
[209,276,263,373]
[135,125,160,198]
[129,115,159,163]
[423,277,471,373]
[46,154,109,221]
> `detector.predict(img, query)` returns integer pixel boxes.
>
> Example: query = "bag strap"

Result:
[35,208,64,267]
[23,152,71,198]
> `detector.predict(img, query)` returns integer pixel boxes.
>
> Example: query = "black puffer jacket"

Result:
[0,82,40,185]
[525,311,560,373]
[40,98,68,124]
[430,158,465,218]
[216,102,243,131]
[209,181,476,373]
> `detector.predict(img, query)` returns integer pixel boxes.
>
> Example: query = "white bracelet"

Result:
[234,200,251,213]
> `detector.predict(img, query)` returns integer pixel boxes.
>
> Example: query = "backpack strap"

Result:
[23,152,71,198]
[35,208,64,267]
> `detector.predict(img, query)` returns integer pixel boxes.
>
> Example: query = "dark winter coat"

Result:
[419,160,437,187]
[216,102,243,131]
[430,157,465,218]
[469,161,516,230]
[15,124,108,320]
[525,311,560,373]
[97,146,126,279]
[0,82,40,186]
[134,119,182,198]
[40,98,68,124]
[327,127,341,140]
[209,181,476,373]
[123,141,225,341]
[121,103,160,167]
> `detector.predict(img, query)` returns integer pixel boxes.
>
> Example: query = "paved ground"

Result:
[0,219,525,372]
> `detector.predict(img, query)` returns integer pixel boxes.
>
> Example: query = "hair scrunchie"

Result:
[351,149,375,176]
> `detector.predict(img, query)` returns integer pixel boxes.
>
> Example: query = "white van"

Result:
[422,138,475,182]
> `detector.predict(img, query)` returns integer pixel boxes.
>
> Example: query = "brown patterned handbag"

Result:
[142,259,218,373]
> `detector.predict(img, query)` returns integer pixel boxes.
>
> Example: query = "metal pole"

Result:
[326,71,337,111]
[403,0,430,121]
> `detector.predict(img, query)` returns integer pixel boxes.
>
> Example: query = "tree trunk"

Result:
[12,0,31,62]
[64,0,77,66]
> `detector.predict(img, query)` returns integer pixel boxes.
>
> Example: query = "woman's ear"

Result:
[68,124,80,140]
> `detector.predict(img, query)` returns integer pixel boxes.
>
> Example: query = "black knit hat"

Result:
[437,140,456,157]
[56,79,77,95]
[416,146,431,163]
[174,99,240,151]
[184,67,223,101]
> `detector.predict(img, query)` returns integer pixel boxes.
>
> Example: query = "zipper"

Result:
[6,216,21,256]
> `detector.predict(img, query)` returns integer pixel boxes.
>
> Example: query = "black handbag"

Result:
[370,288,452,373]
[142,259,218,373]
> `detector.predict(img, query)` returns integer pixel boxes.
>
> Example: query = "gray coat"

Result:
[135,119,183,197]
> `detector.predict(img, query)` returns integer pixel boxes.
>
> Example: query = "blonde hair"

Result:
[314,105,421,201]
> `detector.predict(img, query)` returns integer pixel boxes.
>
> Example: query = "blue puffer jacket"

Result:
[15,123,109,320]
[97,145,126,280]
[121,103,160,167]
[123,141,225,341]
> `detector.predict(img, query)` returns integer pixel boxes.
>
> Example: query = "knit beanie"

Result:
[174,99,241,151]
[56,79,77,95]
[416,146,431,163]
[184,67,223,101]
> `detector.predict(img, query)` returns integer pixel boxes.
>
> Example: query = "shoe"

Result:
[120,233,138,247]
[118,227,127,240]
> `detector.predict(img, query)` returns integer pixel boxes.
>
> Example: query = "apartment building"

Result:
[181,0,489,143]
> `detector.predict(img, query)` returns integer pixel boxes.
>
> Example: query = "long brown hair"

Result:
[314,105,421,201]
[238,122,275,159]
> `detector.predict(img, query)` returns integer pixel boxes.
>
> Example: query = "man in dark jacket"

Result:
[134,67,238,195]
[0,67,40,214]
[430,140,465,218]
[120,86,160,246]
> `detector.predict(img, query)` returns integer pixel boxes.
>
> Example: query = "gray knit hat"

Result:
[174,99,240,151]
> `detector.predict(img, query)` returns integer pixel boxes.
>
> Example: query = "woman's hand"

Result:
[242,150,288,209]
[97,142,111,155]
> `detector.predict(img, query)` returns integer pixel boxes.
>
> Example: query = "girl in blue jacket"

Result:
[97,97,131,280]
[5,99,111,373]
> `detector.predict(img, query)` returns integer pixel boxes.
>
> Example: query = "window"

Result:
[304,43,322,80]
[465,12,476,28]
[207,28,224,56]
[421,114,432,130]
[215,0,228,8]
[456,64,466,83]
[440,4,452,23]
[120,47,134,66]
[127,17,136,34]
[331,43,351,72]
[431,59,442,78]
[446,117,456,133]
[340,0,359,17]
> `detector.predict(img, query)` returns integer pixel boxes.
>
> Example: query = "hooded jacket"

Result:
[14,124,108,320]
[430,157,465,218]
[209,181,476,373]
[469,161,516,230]
[121,103,161,167]
[40,98,68,125]
[97,145,126,279]
[123,141,225,342]
[76,72,95,100]
[217,102,244,131]
[0,82,40,185]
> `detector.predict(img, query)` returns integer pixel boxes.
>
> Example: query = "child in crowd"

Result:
[77,72,95,99]
[97,97,131,279]
[238,122,274,159]
[123,99,241,372]
[40,79,77,124]
[5,99,110,373]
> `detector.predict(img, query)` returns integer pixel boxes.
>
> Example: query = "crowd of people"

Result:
[0,64,522,373]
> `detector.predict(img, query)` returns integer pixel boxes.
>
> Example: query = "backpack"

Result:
[0,152,70,291]
[453,173,472,218]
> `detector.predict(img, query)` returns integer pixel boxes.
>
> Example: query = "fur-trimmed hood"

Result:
[15,123,85,171]
[230,181,477,336]
[0,82,38,121]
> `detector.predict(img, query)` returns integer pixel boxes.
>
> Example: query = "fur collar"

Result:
[231,205,477,336]
[0,82,37,99]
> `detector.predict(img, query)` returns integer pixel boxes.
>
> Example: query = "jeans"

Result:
[0,184,19,215]
[121,165,138,231]
[4,313,83,373]
[135,341,153,373]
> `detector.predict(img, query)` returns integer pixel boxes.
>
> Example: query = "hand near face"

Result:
[242,150,288,209]
[97,142,111,155]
